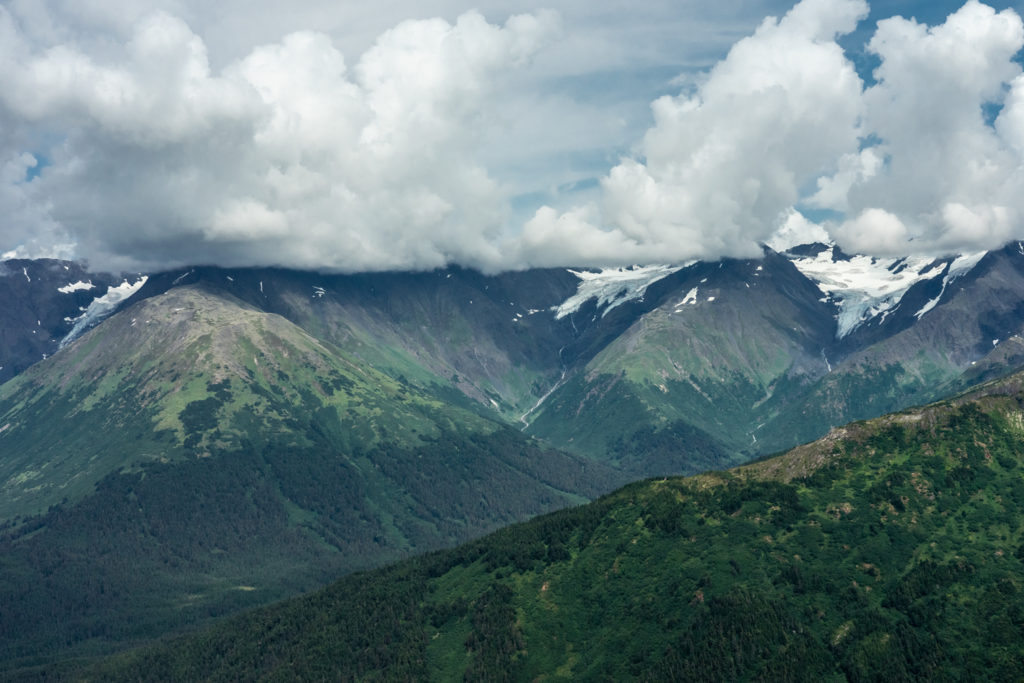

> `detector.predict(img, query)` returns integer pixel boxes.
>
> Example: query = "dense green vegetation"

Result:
[83,379,1024,680]
[0,426,620,674]
[0,286,623,674]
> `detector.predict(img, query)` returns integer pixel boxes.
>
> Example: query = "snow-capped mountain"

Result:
[552,243,994,344]
[0,259,125,383]
[787,245,949,337]
[525,241,1024,457]
[783,243,989,342]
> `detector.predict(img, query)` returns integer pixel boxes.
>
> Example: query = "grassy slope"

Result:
[88,372,1024,681]
[0,285,625,673]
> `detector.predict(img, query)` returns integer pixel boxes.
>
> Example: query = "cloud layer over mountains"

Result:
[1,0,1023,272]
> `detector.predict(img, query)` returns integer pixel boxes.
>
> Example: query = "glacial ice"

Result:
[554,265,683,320]
[59,276,149,349]
[789,246,951,338]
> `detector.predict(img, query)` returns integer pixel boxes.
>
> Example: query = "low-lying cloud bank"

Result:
[1,0,1023,272]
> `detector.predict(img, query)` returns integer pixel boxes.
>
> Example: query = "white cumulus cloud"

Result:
[518,0,1024,266]
[516,0,870,266]
[3,0,1024,272]
[0,6,559,272]
[831,0,1024,255]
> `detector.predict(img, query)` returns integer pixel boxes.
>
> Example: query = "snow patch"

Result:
[59,276,148,348]
[58,280,94,294]
[312,286,326,298]
[22,267,30,283]
[678,287,699,306]
[914,295,942,320]
[946,252,986,282]
[554,265,683,320]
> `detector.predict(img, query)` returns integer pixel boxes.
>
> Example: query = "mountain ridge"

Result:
[7,243,1024,482]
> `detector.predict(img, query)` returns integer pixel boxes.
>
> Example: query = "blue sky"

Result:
[2,0,1024,271]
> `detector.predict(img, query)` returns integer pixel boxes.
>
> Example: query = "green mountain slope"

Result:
[526,252,834,465]
[127,266,754,480]
[0,285,623,672]
[89,371,1024,681]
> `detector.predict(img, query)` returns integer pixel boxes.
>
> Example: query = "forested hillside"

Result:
[85,372,1024,681]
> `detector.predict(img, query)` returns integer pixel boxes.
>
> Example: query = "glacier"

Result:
[554,265,684,320]
[59,276,149,349]
[788,246,952,338]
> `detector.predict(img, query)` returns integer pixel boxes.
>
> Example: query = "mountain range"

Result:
[4,240,1024,673]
